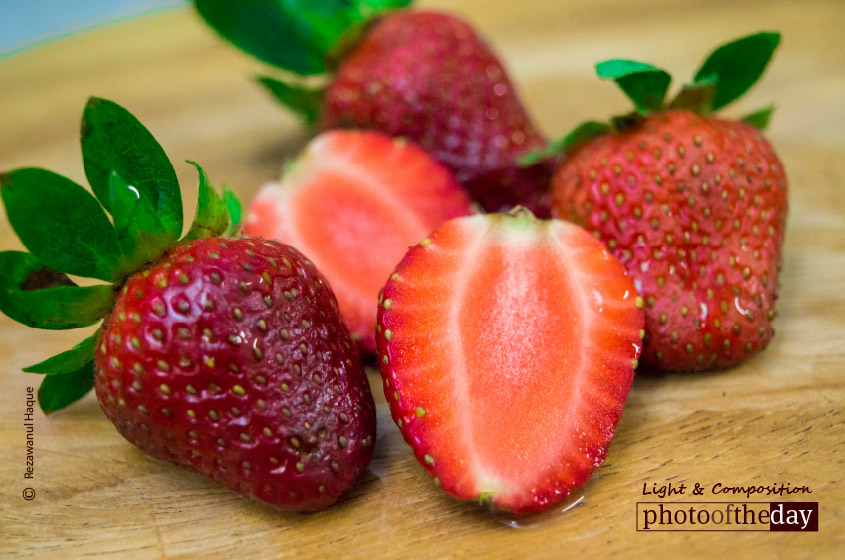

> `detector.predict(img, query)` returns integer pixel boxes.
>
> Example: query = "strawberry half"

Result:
[376,211,643,514]
[539,32,788,371]
[0,98,375,511]
[244,130,472,353]
[193,1,553,216]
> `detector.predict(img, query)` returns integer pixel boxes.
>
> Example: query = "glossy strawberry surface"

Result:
[376,212,643,514]
[95,237,376,511]
[552,110,788,370]
[320,11,553,216]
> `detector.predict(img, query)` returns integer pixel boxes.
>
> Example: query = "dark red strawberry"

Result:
[319,11,553,215]
[193,2,553,215]
[244,130,472,353]
[0,98,375,512]
[376,211,643,514]
[97,238,375,511]
[545,32,787,371]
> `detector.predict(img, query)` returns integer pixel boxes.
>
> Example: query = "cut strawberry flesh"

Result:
[245,131,472,352]
[377,212,644,513]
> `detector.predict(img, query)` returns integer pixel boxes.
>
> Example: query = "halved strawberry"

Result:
[376,210,644,514]
[245,130,472,352]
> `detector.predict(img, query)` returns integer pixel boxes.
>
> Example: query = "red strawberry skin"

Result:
[552,110,788,371]
[244,130,472,353]
[94,237,376,512]
[320,11,553,216]
[375,213,643,514]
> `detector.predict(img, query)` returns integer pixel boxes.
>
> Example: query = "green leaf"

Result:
[741,105,775,130]
[82,97,182,240]
[693,31,781,111]
[183,162,230,242]
[596,59,659,78]
[0,168,120,281]
[518,121,612,166]
[108,171,141,239]
[558,121,613,155]
[24,331,101,375]
[668,80,716,114]
[223,186,243,237]
[596,59,671,114]
[11,286,113,329]
[609,112,645,132]
[517,151,549,167]
[0,252,114,329]
[107,171,173,276]
[37,361,95,414]
[193,0,361,76]
[258,76,325,125]
[357,0,413,12]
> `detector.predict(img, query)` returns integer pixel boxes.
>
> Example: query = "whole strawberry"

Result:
[545,32,787,371]
[193,1,553,215]
[0,98,375,511]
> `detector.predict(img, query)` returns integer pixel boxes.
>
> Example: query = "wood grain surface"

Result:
[1,1,843,558]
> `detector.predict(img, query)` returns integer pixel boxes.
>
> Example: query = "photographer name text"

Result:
[25,386,35,480]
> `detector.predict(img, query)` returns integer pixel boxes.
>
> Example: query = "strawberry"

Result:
[193,1,553,216]
[376,210,644,514]
[97,238,375,511]
[542,32,787,371]
[0,98,375,511]
[244,130,472,353]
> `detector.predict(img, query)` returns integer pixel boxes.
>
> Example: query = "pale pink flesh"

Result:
[245,131,472,350]
[379,214,643,510]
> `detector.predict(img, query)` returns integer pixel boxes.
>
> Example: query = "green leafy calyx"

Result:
[0,97,242,414]
[192,0,412,120]
[533,31,781,161]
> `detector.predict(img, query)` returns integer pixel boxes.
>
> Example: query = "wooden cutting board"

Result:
[1,1,843,558]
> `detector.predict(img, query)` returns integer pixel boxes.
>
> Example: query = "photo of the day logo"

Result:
[636,502,818,532]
